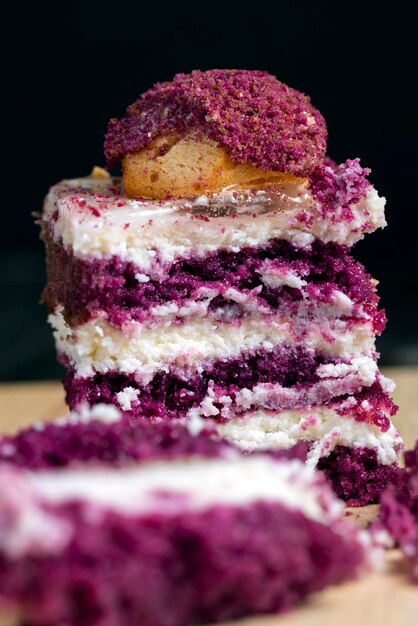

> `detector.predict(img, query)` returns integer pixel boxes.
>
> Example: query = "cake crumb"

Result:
[90,166,110,179]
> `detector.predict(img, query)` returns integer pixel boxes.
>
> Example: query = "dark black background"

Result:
[1,0,417,381]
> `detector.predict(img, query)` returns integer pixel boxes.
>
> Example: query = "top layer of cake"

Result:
[42,159,385,270]
[104,70,327,176]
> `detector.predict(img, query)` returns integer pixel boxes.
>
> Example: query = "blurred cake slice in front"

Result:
[0,405,374,625]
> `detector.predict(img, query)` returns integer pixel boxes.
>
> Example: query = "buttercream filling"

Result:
[50,307,377,381]
[15,457,338,523]
[216,406,402,466]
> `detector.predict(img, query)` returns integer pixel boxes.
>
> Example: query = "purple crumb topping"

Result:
[378,442,418,581]
[0,418,235,470]
[104,69,327,176]
[44,238,382,329]
[0,500,363,626]
[310,158,372,220]
[317,445,403,506]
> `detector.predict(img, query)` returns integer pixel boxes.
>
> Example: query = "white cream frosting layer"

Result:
[217,408,402,466]
[0,456,348,558]
[43,175,386,270]
[50,307,375,382]
[0,468,73,558]
[25,457,340,523]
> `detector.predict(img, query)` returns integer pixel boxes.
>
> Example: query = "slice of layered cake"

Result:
[40,70,402,504]
[0,406,374,625]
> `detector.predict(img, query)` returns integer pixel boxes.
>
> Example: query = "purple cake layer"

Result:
[378,442,418,581]
[63,348,396,431]
[0,417,230,469]
[317,445,403,507]
[0,415,307,470]
[43,237,383,328]
[62,345,329,414]
[0,499,364,626]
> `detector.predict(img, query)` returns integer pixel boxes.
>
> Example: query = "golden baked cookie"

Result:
[105,70,326,199]
[123,134,303,199]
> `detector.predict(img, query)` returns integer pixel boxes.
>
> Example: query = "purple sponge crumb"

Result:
[0,417,235,470]
[63,361,396,434]
[310,158,372,221]
[337,382,398,433]
[62,345,328,419]
[0,501,364,626]
[0,409,396,507]
[104,69,327,176]
[0,415,311,471]
[378,442,418,580]
[318,445,403,507]
[44,236,382,329]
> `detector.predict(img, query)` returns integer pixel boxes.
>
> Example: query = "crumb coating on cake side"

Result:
[104,69,327,176]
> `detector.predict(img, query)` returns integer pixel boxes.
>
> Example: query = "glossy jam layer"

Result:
[44,237,382,328]
[41,165,386,271]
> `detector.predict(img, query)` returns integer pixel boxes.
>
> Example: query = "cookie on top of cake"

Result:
[105,69,326,198]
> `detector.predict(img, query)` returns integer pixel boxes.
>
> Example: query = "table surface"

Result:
[1,367,418,626]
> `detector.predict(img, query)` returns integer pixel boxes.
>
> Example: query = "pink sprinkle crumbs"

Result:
[336,382,397,432]
[194,214,210,222]
[309,158,372,220]
[301,415,318,431]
